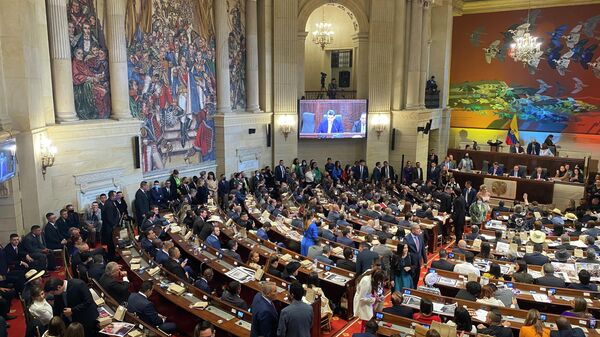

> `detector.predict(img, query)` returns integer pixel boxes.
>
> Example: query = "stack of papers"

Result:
[532,294,550,302]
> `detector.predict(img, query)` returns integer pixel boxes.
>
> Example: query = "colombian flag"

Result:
[505,114,519,145]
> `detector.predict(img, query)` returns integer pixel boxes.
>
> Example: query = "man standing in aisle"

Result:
[101,191,121,261]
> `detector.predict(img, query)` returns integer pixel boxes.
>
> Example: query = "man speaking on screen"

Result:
[317,110,344,134]
[352,113,367,134]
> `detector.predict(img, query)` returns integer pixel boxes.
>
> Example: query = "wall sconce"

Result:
[279,115,295,140]
[372,114,388,139]
[41,138,57,178]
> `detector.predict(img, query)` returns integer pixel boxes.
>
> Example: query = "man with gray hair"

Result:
[534,263,566,287]
[314,244,334,265]
[250,281,279,337]
[406,223,426,287]
[477,310,513,337]
[99,261,130,303]
[465,225,481,241]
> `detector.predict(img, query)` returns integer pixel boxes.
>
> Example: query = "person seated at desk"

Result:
[336,228,354,247]
[314,245,334,265]
[352,319,379,337]
[223,240,241,261]
[317,110,344,134]
[512,260,534,284]
[194,268,214,294]
[554,165,571,181]
[569,167,584,183]
[221,280,248,310]
[562,297,593,318]
[336,247,357,272]
[383,291,413,319]
[492,201,510,215]
[430,249,454,271]
[453,251,481,277]
[99,262,130,304]
[477,284,508,307]
[534,263,566,287]
[478,242,494,260]
[540,144,554,157]
[283,261,301,283]
[452,240,468,255]
[556,234,576,250]
[465,225,482,241]
[356,242,380,275]
[303,272,333,317]
[520,309,550,337]
[508,165,525,179]
[583,221,600,239]
[510,142,525,154]
[530,166,549,181]
[568,270,598,291]
[577,248,599,263]
[140,229,156,256]
[127,280,177,333]
[476,310,513,337]
[483,263,504,281]
[488,162,504,176]
[164,247,189,281]
[456,281,481,302]
[550,317,586,337]
[447,307,477,334]
[205,226,221,250]
[256,221,272,241]
[524,243,550,266]
[236,212,255,231]
[412,298,441,325]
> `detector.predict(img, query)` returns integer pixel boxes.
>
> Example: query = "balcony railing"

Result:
[303,90,357,100]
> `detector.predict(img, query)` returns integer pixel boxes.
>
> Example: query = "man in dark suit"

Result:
[568,270,598,291]
[430,250,454,271]
[162,180,177,203]
[412,162,424,183]
[55,209,71,240]
[488,162,504,176]
[352,113,367,133]
[45,277,98,337]
[524,243,550,266]
[101,191,121,261]
[403,161,414,183]
[530,166,548,181]
[205,226,222,250]
[462,181,477,208]
[380,208,398,224]
[194,268,213,293]
[99,262,130,304]
[163,247,189,281]
[510,142,525,154]
[336,228,355,247]
[250,281,279,337]
[22,225,53,270]
[381,161,395,182]
[383,292,413,318]
[274,160,287,183]
[336,247,357,272]
[455,281,481,301]
[191,208,208,235]
[127,280,176,333]
[150,181,167,208]
[534,263,566,287]
[134,181,151,226]
[452,188,467,244]
[4,234,37,273]
[406,224,427,287]
[550,317,586,337]
[508,165,525,178]
[527,139,541,155]
[371,162,382,184]
[427,162,440,184]
[352,160,369,181]
[87,254,105,281]
[477,310,513,337]
[356,242,379,275]
[317,110,344,134]
[277,281,313,337]
[43,213,67,250]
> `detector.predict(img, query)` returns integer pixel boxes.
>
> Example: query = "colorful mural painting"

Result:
[126,0,216,173]
[228,0,246,110]
[68,0,111,119]
[450,4,600,138]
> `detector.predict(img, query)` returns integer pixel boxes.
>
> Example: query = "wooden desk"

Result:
[448,148,586,175]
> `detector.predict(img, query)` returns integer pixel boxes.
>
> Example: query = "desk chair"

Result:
[519,165,527,177]
[482,160,489,174]
[301,112,315,133]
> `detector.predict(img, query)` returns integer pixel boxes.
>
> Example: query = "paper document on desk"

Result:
[532,294,550,302]
[474,309,488,322]
[495,242,510,254]
[225,266,256,283]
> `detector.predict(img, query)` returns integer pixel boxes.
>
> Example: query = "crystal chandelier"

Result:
[312,7,334,50]
[509,24,542,66]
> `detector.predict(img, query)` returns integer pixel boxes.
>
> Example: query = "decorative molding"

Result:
[453,0,464,15]
[236,146,263,162]
[47,119,143,141]
[325,3,359,32]
[213,112,273,127]
[142,161,218,181]
[74,168,125,186]
[459,0,598,15]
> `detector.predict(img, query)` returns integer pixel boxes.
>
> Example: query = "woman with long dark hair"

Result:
[391,243,414,291]
[300,211,318,256]
[353,268,385,331]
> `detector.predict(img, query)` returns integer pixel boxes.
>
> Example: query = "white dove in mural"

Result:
[483,40,501,64]
[555,50,574,76]
[564,24,582,49]
[571,77,588,94]
[535,79,552,94]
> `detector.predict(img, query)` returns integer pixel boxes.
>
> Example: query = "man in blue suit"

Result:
[406,224,427,288]
[127,280,176,333]
[352,160,369,181]
[317,110,344,134]
[250,281,279,337]
[205,226,221,250]
[488,162,504,176]
[336,228,354,247]
[462,181,478,208]
[352,318,379,337]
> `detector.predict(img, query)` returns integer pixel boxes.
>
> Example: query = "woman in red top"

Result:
[412,298,442,325]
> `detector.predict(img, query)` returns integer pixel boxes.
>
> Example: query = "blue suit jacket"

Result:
[488,166,504,176]
[127,292,162,326]
[257,228,269,241]
[194,278,212,293]
[155,250,169,265]
[250,293,279,337]
[406,233,427,266]
[336,236,354,247]
[352,166,369,180]
[206,234,221,250]
[317,118,344,134]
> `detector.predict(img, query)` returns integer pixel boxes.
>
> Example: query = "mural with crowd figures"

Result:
[68,0,111,119]
[228,0,246,110]
[125,0,216,173]
[450,4,600,152]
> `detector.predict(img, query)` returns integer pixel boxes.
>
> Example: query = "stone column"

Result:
[258,0,273,113]
[46,0,78,123]
[297,31,308,98]
[215,0,232,114]
[352,33,369,99]
[106,0,131,120]
[405,0,423,109]
[419,0,432,106]
[245,0,260,112]
[391,0,407,110]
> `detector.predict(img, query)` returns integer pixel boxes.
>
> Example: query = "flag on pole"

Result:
[505,114,519,145]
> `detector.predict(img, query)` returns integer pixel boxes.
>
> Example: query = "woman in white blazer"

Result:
[353,268,386,331]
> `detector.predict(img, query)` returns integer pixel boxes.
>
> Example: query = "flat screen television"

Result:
[0,138,16,183]
[298,99,368,139]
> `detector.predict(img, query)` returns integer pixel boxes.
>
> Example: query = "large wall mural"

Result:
[126,0,216,174]
[68,0,111,119]
[228,0,246,110]
[450,5,600,141]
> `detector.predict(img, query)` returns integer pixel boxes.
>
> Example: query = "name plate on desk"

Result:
[484,177,517,200]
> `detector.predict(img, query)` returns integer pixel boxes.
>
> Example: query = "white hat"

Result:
[207,215,223,223]
[530,230,546,244]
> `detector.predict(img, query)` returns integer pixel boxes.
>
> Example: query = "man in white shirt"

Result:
[352,113,367,134]
[317,110,343,134]
[453,252,481,277]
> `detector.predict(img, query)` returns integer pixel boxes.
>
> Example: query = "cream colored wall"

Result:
[297,138,366,166]
[304,5,357,92]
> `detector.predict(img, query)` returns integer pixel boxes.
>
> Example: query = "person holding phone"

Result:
[353,269,385,331]
[520,309,550,337]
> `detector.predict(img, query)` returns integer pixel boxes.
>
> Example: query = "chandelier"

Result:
[509,24,542,66]
[312,7,334,50]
